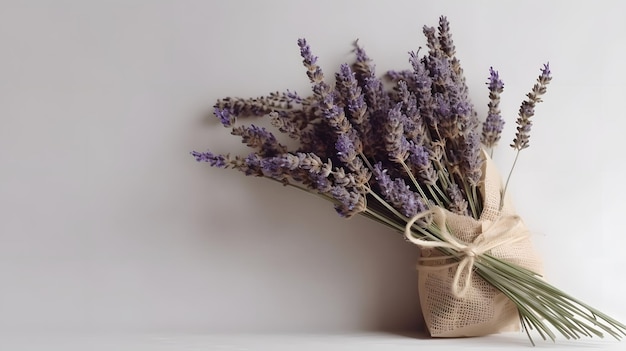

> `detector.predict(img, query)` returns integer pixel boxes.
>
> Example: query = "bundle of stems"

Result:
[193,16,626,344]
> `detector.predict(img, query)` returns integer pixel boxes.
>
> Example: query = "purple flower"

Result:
[258,153,334,190]
[260,157,287,178]
[385,103,409,161]
[373,163,428,219]
[354,40,369,64]
[285,90,303,104]
[243,153,263,176]
[540,63,551,82]
[335,63,366,124]
[191,151,227,168]
[335,133,357,163]
[437,16,455,57]
[330,186,365,218]
[487,67,504,92]
[352,42,389,118]
[298,38,325,85]
[423,25,439,53]
[214,107,235,127]
[231,124,286,156]
[407,142,438,185]
[401,94,424,141]
[409,142,429,167]
[434,94,452,121]
[428,56,453,82]
[298,38,318,67]
[512,63,551,151]
[446,182,468,216]
[387,69,416,87]
[452,100,472,121]
[409,51,431,89]
[482,112,505,147]
[482,67,505,148]
[461,131,483,187]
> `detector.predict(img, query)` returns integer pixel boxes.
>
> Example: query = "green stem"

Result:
[366,188,407,222]
[431,183,450,204]
[359,152,374,172]
[426,184,446,208]
[472,184,482,218]
[362,208,404,232]
[464,181,478,219]
[501,149,520,210]
[398,159,429,203]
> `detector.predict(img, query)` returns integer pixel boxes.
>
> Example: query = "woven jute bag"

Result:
[414,151,543,337]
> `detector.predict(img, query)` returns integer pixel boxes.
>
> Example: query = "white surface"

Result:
[0,332,624,351]
[1,0,626,348]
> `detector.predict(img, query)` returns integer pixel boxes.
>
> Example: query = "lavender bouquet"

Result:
[193,17,625,344]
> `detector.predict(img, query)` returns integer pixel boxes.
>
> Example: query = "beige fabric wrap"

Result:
[416,151,543,337]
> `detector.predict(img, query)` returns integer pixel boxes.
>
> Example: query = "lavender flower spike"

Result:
[372,163,429,221]
[481,67,505,149]
[191,150,227,168]
[511,63,552,151]
[385,103,408,162]
[407,142,438,185]
[335,63,367,124]
[231,124,287,156]
[214,107,235,127]
[331,186,366,218]
[335,133,358,165]
[437,16,456,58]
[461,131,483,187]
[298,38,324,86]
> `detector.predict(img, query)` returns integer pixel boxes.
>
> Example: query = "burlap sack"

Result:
[416,150,543,337]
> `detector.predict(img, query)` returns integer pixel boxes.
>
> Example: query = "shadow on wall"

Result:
[201,172,424,332]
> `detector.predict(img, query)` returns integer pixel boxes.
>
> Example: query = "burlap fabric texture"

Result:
[413,151,543,337]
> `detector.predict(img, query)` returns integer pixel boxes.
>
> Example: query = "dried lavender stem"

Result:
[358,152,374,172]
[430,183,450,204]
[472,184,481,217]
[398,159,429,203]
[431,153,452,190]
[464,182,479,219]
[366,187,408,222]
[363,208,405,232]
[426,184,446,208]
[500,149,520,210]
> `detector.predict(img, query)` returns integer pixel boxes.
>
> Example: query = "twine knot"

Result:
[404,207,529,298]
[463,246,478,258]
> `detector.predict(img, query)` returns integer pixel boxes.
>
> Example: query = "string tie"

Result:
[404,207,528,297]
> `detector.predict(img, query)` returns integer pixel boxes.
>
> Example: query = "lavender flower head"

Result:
[407,142,438,185]
[511,63,552,151]
[214,107,235,127]
[481,67,505,149]
[191,150,227,167]
[298,39,318,75]
[437,16,455,57]
[385,103,409,162]
[231,124,286,156]
[331,186,366,218]
[335,132,358,164]
[373,162,429,220]
[539,63,551,84]
[487,67,504,91]
[298,38,327,91]
[335,63,366,123]
[461,131,483,187]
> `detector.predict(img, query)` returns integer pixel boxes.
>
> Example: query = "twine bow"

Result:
[404,207,529,298]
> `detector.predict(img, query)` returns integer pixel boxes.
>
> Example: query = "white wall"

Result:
[1,0,625,335]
